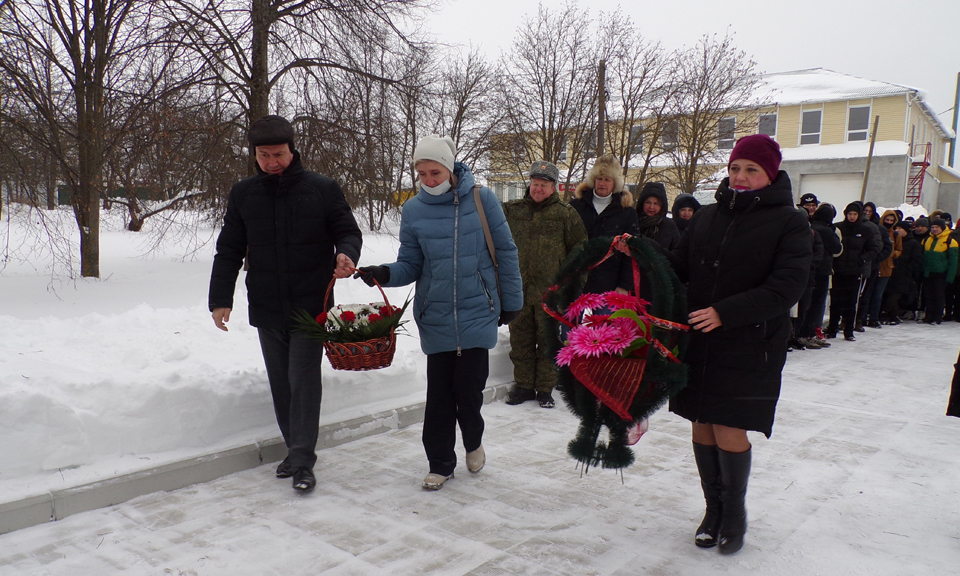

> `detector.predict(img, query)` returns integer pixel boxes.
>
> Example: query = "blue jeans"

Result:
[258,328,324,470]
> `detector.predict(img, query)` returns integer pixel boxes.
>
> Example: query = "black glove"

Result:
[354,265,390,287]
[498,309,520,326]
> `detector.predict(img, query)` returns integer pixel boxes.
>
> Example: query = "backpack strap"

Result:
[473,184,501,302]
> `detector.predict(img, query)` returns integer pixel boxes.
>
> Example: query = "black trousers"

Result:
[924,273,948,323]
[800,274,830,338]
[423,348,489,476]
[828,274,861,337]
[944,277,960,318]
[258,328,324,470]
[857,269,879,323]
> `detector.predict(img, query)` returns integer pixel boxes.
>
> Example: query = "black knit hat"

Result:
[248,115,295,148]
[915,217,930,228]
[798,193,819,207]
[895,220,913,232]
[931,218,947,230]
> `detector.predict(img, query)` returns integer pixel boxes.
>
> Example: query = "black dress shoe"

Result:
[293,468,316,492]
[276,458,295,478]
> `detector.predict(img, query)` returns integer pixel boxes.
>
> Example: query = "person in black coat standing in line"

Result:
[826,202,881,341]
[209,116,363,493]
[798,203,843,346]
[569,155,640,295]
[667,135,812,554]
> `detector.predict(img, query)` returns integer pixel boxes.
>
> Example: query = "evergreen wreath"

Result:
[543,234,689,472]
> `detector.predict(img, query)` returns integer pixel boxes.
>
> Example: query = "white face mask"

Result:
[421,180,452,196]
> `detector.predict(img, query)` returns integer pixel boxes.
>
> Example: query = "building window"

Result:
[558,137,568,162]
[662,119,678,150]
[717,117,735,149]
[800,110,821,145]
[847,106,870,141]
[629,124,644,155]
[758,113,777,137]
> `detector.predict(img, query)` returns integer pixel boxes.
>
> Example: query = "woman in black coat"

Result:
[637,182,680,250]
[668,134,812,554]
[569,155,640,294]
[671,193,702,234]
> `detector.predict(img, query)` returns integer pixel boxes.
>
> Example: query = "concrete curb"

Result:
[0,383,511,535]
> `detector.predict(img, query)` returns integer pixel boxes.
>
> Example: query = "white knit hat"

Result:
[413,135,457,173]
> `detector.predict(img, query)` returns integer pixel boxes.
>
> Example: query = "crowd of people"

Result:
[208,116,955,557]
[791,194,959,348]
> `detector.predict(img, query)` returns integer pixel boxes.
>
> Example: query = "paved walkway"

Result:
[1,322,959,575]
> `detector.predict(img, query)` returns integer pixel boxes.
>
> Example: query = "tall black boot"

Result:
[717,447,752,554]
[692,443,722,548]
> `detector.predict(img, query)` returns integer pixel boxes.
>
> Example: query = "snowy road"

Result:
[1,321,958,575]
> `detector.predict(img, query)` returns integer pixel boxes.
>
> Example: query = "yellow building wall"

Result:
[777,105,801,148]
[871,96,907,141]
[819,101,847,145]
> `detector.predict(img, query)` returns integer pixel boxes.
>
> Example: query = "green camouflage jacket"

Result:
[504,190,587,306]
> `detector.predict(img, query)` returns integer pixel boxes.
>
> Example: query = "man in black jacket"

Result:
[826,202,882,341]
[855,202,892,329]
[208,116,363,492]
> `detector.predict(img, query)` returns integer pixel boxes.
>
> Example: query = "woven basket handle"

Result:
[324,270,392,312]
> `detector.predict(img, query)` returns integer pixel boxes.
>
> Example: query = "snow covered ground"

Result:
[2,205,960,574]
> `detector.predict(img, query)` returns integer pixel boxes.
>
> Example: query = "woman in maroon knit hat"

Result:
[667,134,812,554]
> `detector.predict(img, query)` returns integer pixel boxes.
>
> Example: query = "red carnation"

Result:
[368,313,382,323]
[340,310,356,322]
[315,312,328,324]
[379,305,394,317]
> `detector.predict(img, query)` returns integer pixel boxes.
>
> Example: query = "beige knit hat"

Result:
[413,135,457,173]
[585,155,625,193]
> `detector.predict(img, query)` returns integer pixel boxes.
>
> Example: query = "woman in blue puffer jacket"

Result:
[357,135,523,490]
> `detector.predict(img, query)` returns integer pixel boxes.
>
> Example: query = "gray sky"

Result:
[426,0,960,134]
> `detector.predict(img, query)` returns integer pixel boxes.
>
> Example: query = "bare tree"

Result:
[431,46,502,175]
[594,10,677,191]
[663,31,765,194]
[496,2,597,192]
[166,0,428,175]
[0,0,194,277]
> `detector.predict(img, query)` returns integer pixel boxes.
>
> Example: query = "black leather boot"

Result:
[692,443,722,548]
[717,447,752,554]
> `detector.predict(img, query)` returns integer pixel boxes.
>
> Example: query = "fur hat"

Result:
[413,135,457,173]
[729,134,781,183]
[248,115,295,148]
[529,160,559,183]
[585,155,625,194]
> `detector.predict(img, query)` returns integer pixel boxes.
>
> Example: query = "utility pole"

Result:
[860,116,880,202]
[950,72,959,168]
[597,59,605,158]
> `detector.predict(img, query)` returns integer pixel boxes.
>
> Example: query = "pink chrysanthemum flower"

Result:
[564,293,607,322]
[555,345,578,367]
[602,291,651,314]
[606,317,642,354]
[567,324,619,358]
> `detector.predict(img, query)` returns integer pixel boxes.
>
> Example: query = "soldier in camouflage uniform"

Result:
[503,161,588,408]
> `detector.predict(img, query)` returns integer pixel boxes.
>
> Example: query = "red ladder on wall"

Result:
[905,143,931,206]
